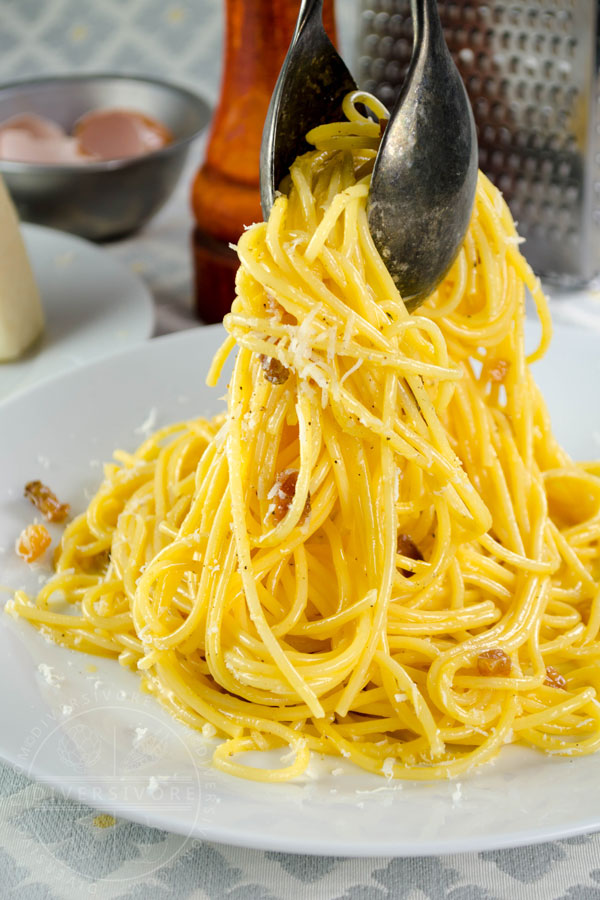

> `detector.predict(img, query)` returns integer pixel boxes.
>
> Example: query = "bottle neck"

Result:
[203,0,337,186]
[192,0,338,318]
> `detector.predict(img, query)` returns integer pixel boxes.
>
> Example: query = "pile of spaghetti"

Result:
[10,92,600,781]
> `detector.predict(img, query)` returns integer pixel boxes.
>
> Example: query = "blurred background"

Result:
[0,0,360,329]
[0,0,360,106]
[0,0,597,326]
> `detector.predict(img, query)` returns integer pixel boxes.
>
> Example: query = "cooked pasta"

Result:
[9,91,600,782]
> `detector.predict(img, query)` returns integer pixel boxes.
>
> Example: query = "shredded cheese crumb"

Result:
[37,663,63,686]
[382,757,395,778]
[134,407,158,438]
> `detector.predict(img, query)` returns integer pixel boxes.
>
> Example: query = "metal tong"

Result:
[260,0,477,311]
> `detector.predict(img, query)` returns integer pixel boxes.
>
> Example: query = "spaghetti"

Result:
[9,92,600,781]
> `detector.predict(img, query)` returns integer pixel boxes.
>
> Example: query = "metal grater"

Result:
[357,1,600,285]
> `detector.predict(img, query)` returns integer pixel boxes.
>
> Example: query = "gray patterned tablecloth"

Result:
[2,1,600,896]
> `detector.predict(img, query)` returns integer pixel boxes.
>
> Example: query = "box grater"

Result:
[357,1,600,285]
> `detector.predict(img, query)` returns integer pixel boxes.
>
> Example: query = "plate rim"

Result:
[4,750,600,858]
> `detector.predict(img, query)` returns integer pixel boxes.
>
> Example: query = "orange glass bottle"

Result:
[191,0,337,323]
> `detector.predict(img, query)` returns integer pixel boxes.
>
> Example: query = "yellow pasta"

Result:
[9,92,600,781]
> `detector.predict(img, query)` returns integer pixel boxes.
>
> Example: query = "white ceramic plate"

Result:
[0,224,153,402]
[0,321,599,858]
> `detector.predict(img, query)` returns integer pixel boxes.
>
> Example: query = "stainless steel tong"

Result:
[260,0,477,311]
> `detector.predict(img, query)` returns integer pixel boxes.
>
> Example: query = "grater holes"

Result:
[524,56,539,77]
[541,201,555,220]
[498,127,512,147]
[477,52,491,72]
[357,0,594,274]
[361,7,376,25]
[363,33,381,56]
[532,34,545,53]
[388,13,404,37]
[547,225,562,244]
[385,59,404,83]
[539,107,554,129]
[470,28,485,50]
[557,9,573,32]
[379,35,396,58]
[514,130,528,150]
[525,108,539,133]
[564,135,577,155]
[394,37,411,61]
[515,175,527,196]
[458,47,475,67]
[540,10,555,31]
[463,5,477,26]
[370,57,388,81]
[547,134,562,154]
[558,106,572,129]
[499,78,511,99]
[558,206,574,229]
[498,173,512,194]
[507,152,520,172]
[547,184,561,203]
[557,59,571,81]
[491,149,505,170]
[548,85,562,106]
[470,76,483,97]
[565,86,579,107]
[565,185,579,206]
[529,133,545,152]
[557,160,572,179]
[530,179,545,201]
[454,27,469,47]
[445,3,460,23]
[373,11,390,35]
[378,83,397,107]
